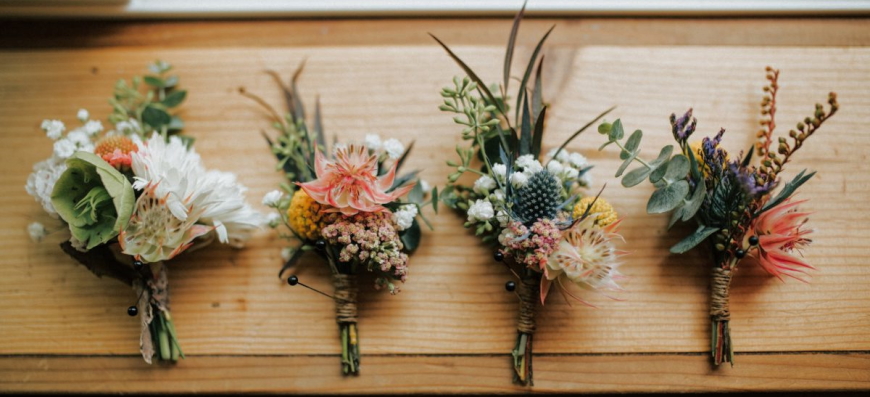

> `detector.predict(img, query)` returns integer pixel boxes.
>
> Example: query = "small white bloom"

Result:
[492,163,507,180]
[382,138,405,159]
[77,109,89,122]
[28,222,47,242]
[516,154,543,174]
[25,158,67,217]
[41,120,65,140]
[419,179,431,192]
[67,129,91,148]
[496,210,509,227]
[83,120,104,136]
[580,172,593,187]
[266,212,282,228]
[392,204,418,231]
[473,175,496,194]
[115,118,140,134]
[564,167,579,180]
[547,160,565,176]
[569,152,589,168]
[510,172,529,188]
[262,190,284,207]
[281,247,294,262]
[364,134,382,151]
[490,189,505,203]
[52,139,76,159]
[467,199,495,222]
[547,148,571,162]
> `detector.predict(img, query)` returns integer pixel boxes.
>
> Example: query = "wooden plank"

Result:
[1,354,868,393]
[0,18,869,49]
[1,46,867,359]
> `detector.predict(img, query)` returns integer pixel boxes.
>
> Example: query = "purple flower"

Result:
[671,108,697,142]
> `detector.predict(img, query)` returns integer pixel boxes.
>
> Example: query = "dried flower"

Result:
[572,196,617,226]
[545,216,623,299]
[321,211,409,287]
[501,219,561,271]
[287,189,333,241]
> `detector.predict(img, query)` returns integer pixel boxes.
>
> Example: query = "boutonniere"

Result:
[433,5,624,385]
[244,64,435,375]
[26,61,264,364]
[598,67,838,365]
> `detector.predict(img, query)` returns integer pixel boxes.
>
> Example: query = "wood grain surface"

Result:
[0,17,868,393]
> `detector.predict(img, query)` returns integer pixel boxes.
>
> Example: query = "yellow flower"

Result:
[573,196,617,227]
[287,190,333,241]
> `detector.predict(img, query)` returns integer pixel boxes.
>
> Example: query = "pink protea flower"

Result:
[744,198,814,281]
[299,145,415,215]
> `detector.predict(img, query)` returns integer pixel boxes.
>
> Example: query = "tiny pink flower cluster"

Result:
[321,211,409,286]
[501,219,562,270]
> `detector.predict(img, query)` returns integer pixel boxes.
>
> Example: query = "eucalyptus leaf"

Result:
[670,225,719,254]
[400,220,422,253]
[163,75,179,88]
[681,184,706,221]
[144,76,165,88]
[663,154,690,182]
[161,90,187,108]
[615,151,638,178]
[649,145,674,183]
[609,119,625,142]
[431,187,439,214]
[142,105,171,129]
[622,166,653,187]
[624,129,643,153]
[647,180,689,214]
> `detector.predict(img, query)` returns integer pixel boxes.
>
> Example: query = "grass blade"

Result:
[550,106,616,162]
[503,2,527,96]
[514,24,555,126]
[531,106,547,157]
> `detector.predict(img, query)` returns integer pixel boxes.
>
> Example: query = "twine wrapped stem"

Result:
[513,272,541,386]
[333,273,360,375]
[710,266,733,366]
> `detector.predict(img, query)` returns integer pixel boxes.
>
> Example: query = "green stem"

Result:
[613,139,652,168]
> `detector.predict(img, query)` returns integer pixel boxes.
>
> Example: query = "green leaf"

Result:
[668,183,706,229]
[663,154,690,182]
[408,181,424,204]
[670,225,719,254]
[532,56,544,122]
[609,119,625,142]
[531,106,546,158]
[519,94,532,156]
[163,75,179,88]
[649,145,674,183]
[431,187,439,214]
[503,2,526,94]
[647,180,689,214]
[400,220,422,253]
[167,116,184,132]
[144,75,165,88]
[615,151,638,178]
[624,129,643,154]
[760,169,816,213]
[514,24,555,125]
[142,105,171,129]
[50,152,135,250]
[161,90,187,108]
[622,166,652,187]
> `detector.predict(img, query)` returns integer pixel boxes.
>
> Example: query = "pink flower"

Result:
[299,145,415,215]
[745,198,814,281]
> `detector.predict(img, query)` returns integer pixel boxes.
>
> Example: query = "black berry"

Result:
[748,236,759,246]
[505,281,516,292]
[494,251,505,262]
[315,240,327,251]
[288,275,299,286]
[127,306,138,316]
[735,249,746,259]
[133,260,144,269]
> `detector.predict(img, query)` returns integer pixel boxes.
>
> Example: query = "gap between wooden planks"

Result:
[1,353,868,393]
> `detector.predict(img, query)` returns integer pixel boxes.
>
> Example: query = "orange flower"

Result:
[745,198,814,281]
[298,145,415,215]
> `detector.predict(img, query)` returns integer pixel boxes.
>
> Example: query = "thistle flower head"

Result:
[514,170,561,224]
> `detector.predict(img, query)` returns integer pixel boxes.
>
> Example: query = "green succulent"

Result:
[51,152,136,250]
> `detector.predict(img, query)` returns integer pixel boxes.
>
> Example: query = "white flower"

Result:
[83,120,104,136]
[77,109,90,122]
[491,189,505,203]
[419,179,431,192]
[67,129,91,147]
[569,152,589,169]
[467,199,495,222]
[498,227,517,246]
[52,139,76,160]
[496,210,509,227]
[492,163,507,180]
[28,222,47,242]
[123,134,265,262]
[510,172,528,188]
[262,190,284,207]
[382,138,404,159]
[281,247,294,262]
[564,167,579,180]
[473,175,496,194]
[516,154,543,174]
[580,172,593,187]
[115,119,140,134]
[364,134,383,151]
[546,216,623,292]
[266,212,282,228]
[392,204,418,231]
[547,148,570,162]
[547,160,565,177]
[25,158,67,217]
[41,120,65,140]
